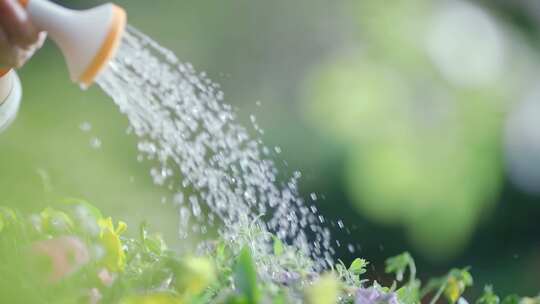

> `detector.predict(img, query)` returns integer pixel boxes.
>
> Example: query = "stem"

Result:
[408,259,417,284]
[429,282,447,304]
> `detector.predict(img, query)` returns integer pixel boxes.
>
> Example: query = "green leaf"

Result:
[61,198,103,220]
[273,291,286,304]
[447,268,473,288]
[501,295,520,304]
[234,247,259,304]
[386,252,413,281]
[217,242,227,260]
[476,286,499,304]
[273,236,284,256]
[146,234,167,255]
[40,207,75,234]
[349,258,368,275]
[225,295,249,304]
[444,268,474,304]
[137,221,167,255]
[396,279,421,304]
[140,221,149,242]
[120,292,183,304]
[0,206,17,225]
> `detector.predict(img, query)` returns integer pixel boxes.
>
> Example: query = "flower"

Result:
[31,236,90,282]
[458,297,469,304]
[98,268,115,286]
[175,257,216,296]
[305,273,340,304]
[98,217,127,272]
[355,287,399,304]
[88,288,103,304]
[520,297,540,304]
[275,270,301,285]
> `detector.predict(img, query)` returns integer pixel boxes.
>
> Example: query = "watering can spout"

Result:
[20,0,127,87]
[0,0,126,131]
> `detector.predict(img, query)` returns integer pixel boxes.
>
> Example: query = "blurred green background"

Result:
[0,0,539,297]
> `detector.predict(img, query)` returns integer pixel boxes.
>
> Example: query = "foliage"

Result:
[300,0,525,259]
[0,201,537,304]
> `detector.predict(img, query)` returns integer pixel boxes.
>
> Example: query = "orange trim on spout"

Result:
[78,5,126,87]
[0,68,11,77]
[19,0,29,7]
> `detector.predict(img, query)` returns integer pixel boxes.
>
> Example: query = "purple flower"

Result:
[355,287,400,304]
[274,270,301,285]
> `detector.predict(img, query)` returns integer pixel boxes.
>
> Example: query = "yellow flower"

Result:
[305,273,340,304]
[175,257,215,297]
[445,277,463,303]
[98,217,127,272]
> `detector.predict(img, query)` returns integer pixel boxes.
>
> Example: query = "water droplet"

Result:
[90,137,102,149]
[79,122,92,132]
[173,193,184,205]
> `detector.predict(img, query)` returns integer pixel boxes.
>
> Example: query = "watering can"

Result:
[0,0,127,131]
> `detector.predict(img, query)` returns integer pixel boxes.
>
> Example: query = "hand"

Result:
[0,0,45,69]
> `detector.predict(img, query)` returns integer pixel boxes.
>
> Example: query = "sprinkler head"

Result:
[19,0,127,88]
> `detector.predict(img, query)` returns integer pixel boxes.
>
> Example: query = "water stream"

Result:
[97,26,334,276]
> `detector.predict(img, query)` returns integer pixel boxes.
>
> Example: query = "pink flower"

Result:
[31,236,90,282]
[88,288,102,304]
[97,268,115,286]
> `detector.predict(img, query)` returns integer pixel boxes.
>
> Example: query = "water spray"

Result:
[0,0,127,129]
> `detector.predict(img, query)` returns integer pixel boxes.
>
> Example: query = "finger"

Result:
[0,27,18,67]
[1,30,46,68]
[34,31,46,49]
[14,46,33,68]
[0,27,10,67]
[0,0,39,48]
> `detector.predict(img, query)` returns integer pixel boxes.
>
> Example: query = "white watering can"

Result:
[0,0,127,131]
